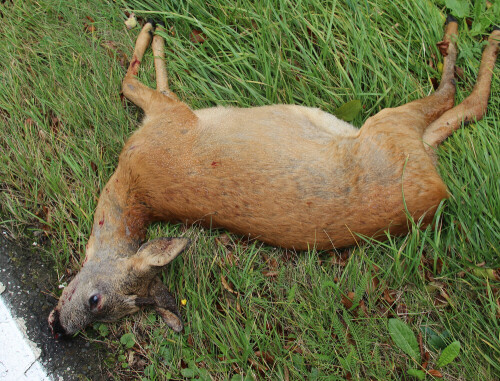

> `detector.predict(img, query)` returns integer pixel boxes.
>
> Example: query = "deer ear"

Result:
[130,238,190,275]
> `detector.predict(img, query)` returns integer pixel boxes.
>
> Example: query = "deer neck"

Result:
[84,172,152,262]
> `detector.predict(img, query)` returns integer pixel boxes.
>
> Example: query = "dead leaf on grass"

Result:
[190,29,206,44]
[418,332,424,361]
[225,251,237,266]
[341,291,356,310]
[433,293,449,308]
[216,233,231,247]
[439,288,453,307]
[255,351,274,366]
[454,66,464,80]
[215,301,224,313]
[359,299,369,317]
[267,257,278,271]
[306,26,318,44]
[330,249,350,266]
[426,281,445,293]
[83,16,97,33]
[424,350,430,363]
[248,358,268,372]
[36,189,44,203]
[221,274,238,295]
[262,270,279,277]
[49,114,60,134]
[38,129,48,141]
[283,344,303,354]
[428,53,436,69]
[436,40,449,56]
[216,234,239,268]
[383,288,396,305]
[101,41,128,68]
[281,249,293,262]
[25,118,35,128]
[435,258,443,274]
[84,22,96,33]
[396,303,408,320]
[236,298,242,314]
[284,365,290,381]
[427,369,443,378]
[366,275,380,294]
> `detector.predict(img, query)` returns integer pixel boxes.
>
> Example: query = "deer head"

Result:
[48,237,189,338]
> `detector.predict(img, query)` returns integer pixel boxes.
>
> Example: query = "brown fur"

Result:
[48,20,498,337]
[109,23,498,250]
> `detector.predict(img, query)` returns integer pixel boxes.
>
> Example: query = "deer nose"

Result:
[48,309,68,339]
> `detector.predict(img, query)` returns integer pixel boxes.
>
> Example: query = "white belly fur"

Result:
[194,105,359,146]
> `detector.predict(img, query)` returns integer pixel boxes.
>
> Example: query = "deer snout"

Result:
[48,308,69,340]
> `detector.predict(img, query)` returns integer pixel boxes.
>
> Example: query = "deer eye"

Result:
[89,294,101,309]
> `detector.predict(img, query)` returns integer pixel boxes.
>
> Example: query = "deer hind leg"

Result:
[403,15,459,124]
[361,17,458,134]
[423,28,499,148]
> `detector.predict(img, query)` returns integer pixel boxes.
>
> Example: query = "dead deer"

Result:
[49,17,499,338]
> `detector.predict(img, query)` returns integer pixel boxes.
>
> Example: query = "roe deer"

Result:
[49,17,499,337]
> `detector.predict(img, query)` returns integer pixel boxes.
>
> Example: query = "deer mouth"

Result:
[48,309,69,340]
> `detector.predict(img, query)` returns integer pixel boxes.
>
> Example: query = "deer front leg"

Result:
[423,28,499,148]
[151,22,179,101]
[135,277,183,332]
[130,238,188,332]
[149,277,183,332]
[122,20,164,113]
[123,20,189,117]
[407,14,459,121]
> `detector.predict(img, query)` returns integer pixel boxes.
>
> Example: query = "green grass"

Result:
[0,0,499,379]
